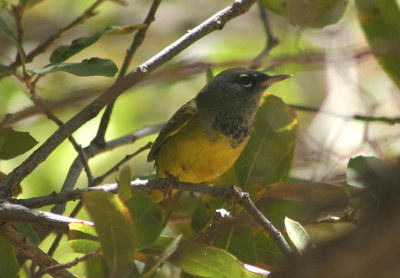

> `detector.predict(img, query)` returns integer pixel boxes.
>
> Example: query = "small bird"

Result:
[147,68,291,183]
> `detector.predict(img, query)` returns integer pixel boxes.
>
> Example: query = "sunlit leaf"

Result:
[30,58,118,77]
[170,243,266,278]
[234,94,297,188]
[68,222,100,254]
[83,191,136,278]
[356,0,400,89]
[0,64,14,76]
[118,165,132,202]
[260,0,348,28]
[105,24,147,36]
[125,192,163,250]
[0,236,19,278]
[0,127,38,160]
[0,18,26,59]
[284,217,314,254]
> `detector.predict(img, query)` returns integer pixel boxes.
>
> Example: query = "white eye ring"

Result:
[239,74,253,88]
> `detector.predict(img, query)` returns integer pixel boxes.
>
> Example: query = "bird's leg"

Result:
[164,172,179,198]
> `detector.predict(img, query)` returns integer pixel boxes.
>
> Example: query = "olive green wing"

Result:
[147,99,198,162]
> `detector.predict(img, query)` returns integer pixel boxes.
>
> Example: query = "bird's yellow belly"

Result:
[155,118,248,183]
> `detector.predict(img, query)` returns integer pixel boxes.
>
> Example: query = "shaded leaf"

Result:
[191,198,213,233]
[0,236,19,278]
[356,0,400,89]
[118,165,132,202]
[260,0,348,28]
[234,94,297,188]
[83,191,136,278]
[284,217,313,254]
[30,58,118,77]
[141,235,182,278]
[254,231,285,269]
[304,222,355,243]
[0,64,14,76]
[125,192,163,250]
[257,181,349,209]
[85,254,107,278]
[0,17,26,59]
[214,224,257,264]
[15,223,40,245]
[68,222,100,254]
[170,243,266,278]
[0,127,38,160]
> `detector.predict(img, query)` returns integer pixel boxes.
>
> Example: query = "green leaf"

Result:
[15,223,40,245]
[83,191,136,278]
[141,235,182,278]
[170,243,267,278]
[30,58,118,77]
[254,232,285,269]
[50,25,145,63]
[0,17,26,59]
[284,217,314,254]
[118,165,132,202]
[260,0,348,28]
[0,64,14,76]
[214,224,257,264]
[125,192,163,250]
[0,127,38,160]
[356,0,400,89]
[234,94,297,188]
[0,236,19,278]
[68,222,100,254]
[191,198,213,233]
[85,255,107,278]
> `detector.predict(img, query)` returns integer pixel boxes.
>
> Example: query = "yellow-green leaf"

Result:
[284,217,314,254]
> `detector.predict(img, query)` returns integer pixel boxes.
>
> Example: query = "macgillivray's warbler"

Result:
[147,67,291,183]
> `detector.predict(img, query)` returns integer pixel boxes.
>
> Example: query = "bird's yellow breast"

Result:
[155,115,248,183]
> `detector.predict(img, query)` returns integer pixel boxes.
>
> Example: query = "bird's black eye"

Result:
[238,74,253,88]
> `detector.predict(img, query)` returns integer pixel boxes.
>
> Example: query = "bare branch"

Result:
[0,0,259,196]
[0,203,92,231]
[35,249,101,278]
[0,223,76,278]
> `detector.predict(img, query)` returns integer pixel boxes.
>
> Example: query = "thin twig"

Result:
[251,2,279,68]
[290,104,400,125]
[93,0,162,145]
[6,0,105,71]
[35,249,101,278]
[0,223,76,278]
[93,142,152,185]
[0,0,259,196]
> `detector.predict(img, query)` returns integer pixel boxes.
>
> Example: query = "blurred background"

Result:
[1,0,399,275]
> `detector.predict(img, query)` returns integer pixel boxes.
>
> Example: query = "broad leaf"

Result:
[0,64,14,76]
[254,231,285,269]
[356,0,400,89]
[15,223,40,245]
[284,217,314,254]
[170,243,267,278]
[0,127,38,160]
[0,236,19,278]
[83,191,136,278]
[0,18,26,59]
[50,25,146,63]
[260,0,348,28]
[30,58,118,77]
[68,222,100,254]
[125,192,163,250]
[234,94,297,188]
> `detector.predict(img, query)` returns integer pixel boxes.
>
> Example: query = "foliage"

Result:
[0,0,399,277]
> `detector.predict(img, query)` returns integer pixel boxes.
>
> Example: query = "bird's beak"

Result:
[259,74,293,87]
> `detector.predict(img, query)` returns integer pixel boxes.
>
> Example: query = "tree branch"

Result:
[0,223,76,278]
[0,203,93,232]
[0,0,259,196]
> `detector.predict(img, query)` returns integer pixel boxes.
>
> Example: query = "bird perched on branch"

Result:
[147,67,291,183]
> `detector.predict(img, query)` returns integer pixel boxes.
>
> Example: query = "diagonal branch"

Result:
[0,0,259,196]
[0,223,76,278]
